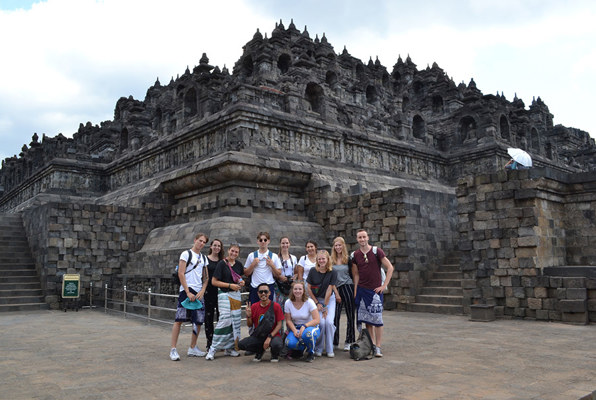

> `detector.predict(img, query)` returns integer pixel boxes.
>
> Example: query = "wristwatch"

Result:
[267,334,273,339]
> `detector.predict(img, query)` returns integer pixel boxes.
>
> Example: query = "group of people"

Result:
[169,229,394,363]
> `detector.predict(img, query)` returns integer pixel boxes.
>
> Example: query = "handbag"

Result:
[226,259,242,283]
[276,278,293,296]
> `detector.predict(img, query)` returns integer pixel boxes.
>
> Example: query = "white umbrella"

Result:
[507,148,532,167]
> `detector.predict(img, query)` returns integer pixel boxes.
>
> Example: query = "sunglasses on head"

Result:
[258,290,269,294]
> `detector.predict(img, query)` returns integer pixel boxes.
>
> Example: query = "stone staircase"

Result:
[0,213,48,312]
[407,254,464,315]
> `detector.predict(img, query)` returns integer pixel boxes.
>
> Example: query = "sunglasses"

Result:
[258,238,269,243]
[363,253,369,263]
[258,290,270,294]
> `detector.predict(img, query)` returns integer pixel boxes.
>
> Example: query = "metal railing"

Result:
[98,284,249,326]
[102,284,179,326]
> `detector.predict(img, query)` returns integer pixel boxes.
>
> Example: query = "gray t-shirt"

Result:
[333,263,353,287]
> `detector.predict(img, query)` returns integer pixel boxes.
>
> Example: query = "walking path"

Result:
[0,310,594,400]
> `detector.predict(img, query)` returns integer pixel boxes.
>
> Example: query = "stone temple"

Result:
[0,20,594,322]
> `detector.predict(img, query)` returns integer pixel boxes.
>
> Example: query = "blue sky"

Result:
[1,0,595,163]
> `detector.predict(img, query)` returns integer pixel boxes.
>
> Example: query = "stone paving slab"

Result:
[0,310,594,400]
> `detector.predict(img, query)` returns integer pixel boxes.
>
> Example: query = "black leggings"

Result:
[203,288,218,348]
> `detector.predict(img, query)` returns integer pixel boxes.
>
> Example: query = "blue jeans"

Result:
[285,324,320,355]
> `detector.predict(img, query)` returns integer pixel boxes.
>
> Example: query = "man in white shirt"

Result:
[244,231,282,305]
[169,233,209,361]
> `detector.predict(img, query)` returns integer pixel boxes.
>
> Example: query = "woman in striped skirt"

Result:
[205,243,245,360]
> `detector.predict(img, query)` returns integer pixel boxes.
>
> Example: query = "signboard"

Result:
[62,274,80,298]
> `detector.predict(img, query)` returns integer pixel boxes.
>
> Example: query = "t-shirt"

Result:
[213,259,244,292]
[250,301,284,337]
[298,255,316,282]
[333,263,353,287]
[244,250,282,288]
[307,269,337,299]
[280,254,298,278]
[205,258,219,294]
[284,298,317,326]
[352,247,386,290]
[179,249,208,292]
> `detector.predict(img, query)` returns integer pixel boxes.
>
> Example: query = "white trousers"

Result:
[315,294,336,354]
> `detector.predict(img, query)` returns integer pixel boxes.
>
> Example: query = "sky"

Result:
[1,0,595,164]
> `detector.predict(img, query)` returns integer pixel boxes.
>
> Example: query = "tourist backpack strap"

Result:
[372,246,387,290]
[172,249,196,286]
[185,249,202,273]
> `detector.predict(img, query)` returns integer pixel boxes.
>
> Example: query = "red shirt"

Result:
[353,247,386,290]
[250,300,284,337]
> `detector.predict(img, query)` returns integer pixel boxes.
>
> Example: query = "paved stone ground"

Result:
[0,309,594,400]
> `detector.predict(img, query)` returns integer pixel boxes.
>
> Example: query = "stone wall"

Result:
[0,159,107,212]
[21,202,167,308]
[457,168,596,322]
[306,185,458,309]
[564,173,596,265]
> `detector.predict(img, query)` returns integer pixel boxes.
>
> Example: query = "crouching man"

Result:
[238,283,284,362]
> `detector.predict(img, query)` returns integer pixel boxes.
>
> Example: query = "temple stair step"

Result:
[406,252,464,315]
[0,213,48,312]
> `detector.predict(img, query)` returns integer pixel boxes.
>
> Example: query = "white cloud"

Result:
[0,0,595,163]
[0,0,275,160]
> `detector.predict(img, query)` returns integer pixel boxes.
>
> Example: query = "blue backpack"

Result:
[253,250,273,260]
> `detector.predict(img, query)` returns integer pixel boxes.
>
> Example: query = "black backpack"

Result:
[172,250,204,286]
[251,301,276,340]
[350,328,375,361]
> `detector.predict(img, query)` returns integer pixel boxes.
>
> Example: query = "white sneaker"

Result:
[314,351,322,357]
[343,343,351,351]
[374,346,383,357]
[327,352,335,358]
[187,346,207,357]
[205,348,216,360]
[169,348,180,361]
[225,348,240,357]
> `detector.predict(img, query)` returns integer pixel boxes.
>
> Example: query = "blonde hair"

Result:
[289,281,309,302]
[316,250,332,272]
[330,237,348,265]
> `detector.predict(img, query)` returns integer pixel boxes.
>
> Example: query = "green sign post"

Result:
[62,274,80,298]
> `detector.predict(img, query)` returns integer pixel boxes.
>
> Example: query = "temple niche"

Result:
[0,20,595,322]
